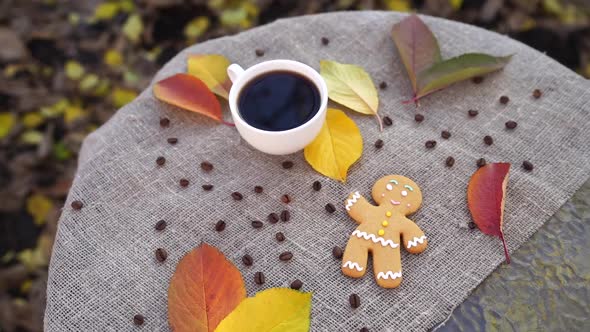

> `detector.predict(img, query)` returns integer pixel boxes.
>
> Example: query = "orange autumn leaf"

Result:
[467,162,511,263]
[168,243,246,332]
[154,73,223,123]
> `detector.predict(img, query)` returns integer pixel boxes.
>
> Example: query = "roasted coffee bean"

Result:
[251,220,263,229]
[231,192,243,200]
[425,140,437,149]
[281,194,291,204]
[374,139,384,149]
[533,89,542,99]
[242,254,253,266]
[468,221,477,230]
[499,95,509,104]
[155,248,168,262]
[282,161,294,169]
[279,251,293,261]
[71,200,83,210]
[472,76,483,84]
[349,293,361,308]
[290,279,303,290]
[280,210,291,222]
[215,220,226,232]
[332,246,343,259]
[159,117,170,127]
[476,158,486,168]
[312,180,322,191]
[202,184,213,191]
[254,185,263,193]
[275,232,285,242]
[505,121,518,129]
[255,49,265,57]
[179,179,189,187]
[325,203,336,213]
[441,130,451,139]
[167,137,178,144]
[445,156,455,167]
[383,116,393,126]
[155,219,167,231]
[268,212,279,224]
[379,81,387,90]
[360,328,369,332]
[156,156,166,166]
[200,161,213,172]
[483,135,493,145]
[414,114,424,122]
[254,271,265,284]
[468,109,479,117]
[522,160,534,171]
[321,37,330,45]
[133,314,145,326]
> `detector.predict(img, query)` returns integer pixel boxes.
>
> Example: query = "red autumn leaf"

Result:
[154,73,223,123]
[168,243,246,332]
[467,162,511,263]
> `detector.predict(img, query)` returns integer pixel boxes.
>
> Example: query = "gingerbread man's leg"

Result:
[341,235,368,278]
[372,247,403,288]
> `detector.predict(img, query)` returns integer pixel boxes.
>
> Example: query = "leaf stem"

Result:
[375,114,383,132]
[500,233,510,264]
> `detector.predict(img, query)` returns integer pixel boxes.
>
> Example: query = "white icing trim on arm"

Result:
[406,235,427,248]
[342,261,364,271]
[377,270,402,280]
[352,230,399,249]
[345,191,361,211]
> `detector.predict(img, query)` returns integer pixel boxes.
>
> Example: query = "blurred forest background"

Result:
[0,0,589,330]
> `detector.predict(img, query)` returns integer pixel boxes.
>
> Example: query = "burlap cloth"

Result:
[45,11,590,331]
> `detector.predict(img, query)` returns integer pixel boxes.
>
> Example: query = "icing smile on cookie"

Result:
[390,199,401,205]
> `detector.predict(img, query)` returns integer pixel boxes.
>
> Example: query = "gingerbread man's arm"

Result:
[344,191,375,224]
[401,218,427,254]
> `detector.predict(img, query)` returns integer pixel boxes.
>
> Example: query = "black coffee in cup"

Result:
[238,71,321,131]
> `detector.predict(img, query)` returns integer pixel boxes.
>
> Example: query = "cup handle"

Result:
[227,64,245,83]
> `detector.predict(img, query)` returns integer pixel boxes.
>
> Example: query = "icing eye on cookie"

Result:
[386,184,393,191]
[401,190,408,197]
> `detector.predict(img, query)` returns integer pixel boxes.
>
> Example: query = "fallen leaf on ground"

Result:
[26,193,53,225]
[187,54,232,100]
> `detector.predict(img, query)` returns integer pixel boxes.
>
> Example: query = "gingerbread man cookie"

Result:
[341,175,427,288]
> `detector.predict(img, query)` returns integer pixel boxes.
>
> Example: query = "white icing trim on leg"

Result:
[406,235,427,248]
[377,270,402,280]
[352,230,399,249]
[345,191,361,211]
[342,261,364,271]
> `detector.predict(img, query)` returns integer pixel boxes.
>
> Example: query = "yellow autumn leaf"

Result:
[215,288,312,332]
[26,193,53,225]
[0,113,16,138]
[111,87,137,108]
[187,54,232,100]
[304,108,363,182]
[320,60,382,130]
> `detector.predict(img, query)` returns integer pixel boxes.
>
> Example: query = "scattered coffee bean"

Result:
[312,180,322,191]
[383,116,393,126]
[522,160,534,171]
[505,121,518,129]
[276,232,285,242]
[254,185,263,193]
[231,192,243,200]
[202,184,213,191]
[332,246,343,259]
[255,48,265,56]
[133,314,145,326]
[251,220,263,229]
[321,37,330,45]
[155,248,168,262]
[414,114,424,122]
[156,156,166,166]
[215,220,226,232]
[499,95,509,104]
[425,140,437,149]
[349,293,361,308]
[476,158,487,168]
[279,251,293,261]
[360,328,369,332]
[325,203,336,213]
[254,271,265,285]
[374,139,384,149]
[71,200,83,210]
[155,219,167,231]
[159,117,170,127]
[280,210,291,222]
[441,130,451,139]
[268,212,279,224]
[468,221,477,230]
[483,135,493,145]
[290,279,303,290]
[242,254,253,266]
[179,178,190,187]
[445,156,455,167]
[532,89,542,99]
[282,160,294,169]
[379,81,387,89]
[201,161,213,172]
[472,76,483,84]
[281,194,291,204]
[167,137,178,145]
[468,109,479,117]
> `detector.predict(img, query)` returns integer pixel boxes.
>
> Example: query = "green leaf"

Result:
[20,130,43,145]
[93,3,120,20]
[53,141,72,161]
[65,60,85,80]
[417,53,512,98]
[123,14,143,43]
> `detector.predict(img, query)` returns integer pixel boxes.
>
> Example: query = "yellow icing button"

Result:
[382,221,389,227]
[378,229,385,236]
[386,211,392,217]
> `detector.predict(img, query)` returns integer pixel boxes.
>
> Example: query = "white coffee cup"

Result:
[227,60,328,155]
